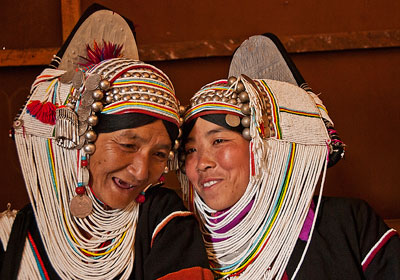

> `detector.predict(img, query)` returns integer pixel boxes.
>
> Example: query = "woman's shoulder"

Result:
[317,196,379,222]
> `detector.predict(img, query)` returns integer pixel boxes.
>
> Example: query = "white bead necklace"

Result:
[15,133,138,280]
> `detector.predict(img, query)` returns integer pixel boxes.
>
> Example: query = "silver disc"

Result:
[60,70,76,84]
[78,121,88,136]
[80,90,94,107]
[72,71,84,89]
[70,195,93,218]
[77,106,91,121]
[85,74,102,91]
[225,114,241,127]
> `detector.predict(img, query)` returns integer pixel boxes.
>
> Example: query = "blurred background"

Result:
[0,1,399,226]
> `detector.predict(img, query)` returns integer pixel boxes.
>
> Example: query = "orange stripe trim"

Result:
[151,211,193,247]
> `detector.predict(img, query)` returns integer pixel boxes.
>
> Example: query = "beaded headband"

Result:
[183,75,328,145]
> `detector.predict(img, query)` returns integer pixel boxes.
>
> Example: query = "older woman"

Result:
[0,6,212,280]
[178,39,400,278]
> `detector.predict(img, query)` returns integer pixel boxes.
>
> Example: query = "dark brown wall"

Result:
[1,1,399,218]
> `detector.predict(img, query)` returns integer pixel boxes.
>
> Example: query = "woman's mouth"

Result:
[113,177,134,189]
[202,180,219,188]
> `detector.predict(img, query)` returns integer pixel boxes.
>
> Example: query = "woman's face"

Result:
[184,117,250,211]
[89,120,171,209]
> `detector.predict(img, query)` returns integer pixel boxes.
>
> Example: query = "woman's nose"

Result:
[127,154,150,182]
[196,151,215,172]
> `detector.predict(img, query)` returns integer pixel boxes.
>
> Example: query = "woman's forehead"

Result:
[187,118,230,140]
[114,121,170,144]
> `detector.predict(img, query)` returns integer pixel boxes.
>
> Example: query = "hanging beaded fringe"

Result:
[55,106,79,148]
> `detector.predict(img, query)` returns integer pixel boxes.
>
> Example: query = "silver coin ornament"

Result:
[78,121,89,136]
[60,70,76,84]
[72,71,84,89]
[85,74,102,90]
[70,195,93,219]
[225,114,241,127]
[80,90,95,107]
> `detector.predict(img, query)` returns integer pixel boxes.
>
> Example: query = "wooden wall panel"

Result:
[0,1,398,219]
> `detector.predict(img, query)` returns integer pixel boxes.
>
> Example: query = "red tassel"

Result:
[26,100,57,125]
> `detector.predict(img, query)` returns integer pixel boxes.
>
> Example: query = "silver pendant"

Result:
[70,195,93,218]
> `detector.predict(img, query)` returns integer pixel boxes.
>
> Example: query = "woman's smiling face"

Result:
[184,117,250,211]
[89,120,171,209]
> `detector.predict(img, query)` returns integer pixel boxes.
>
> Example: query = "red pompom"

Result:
[26,100,57,125]
[81,160,88,167]
[135,193,146,204]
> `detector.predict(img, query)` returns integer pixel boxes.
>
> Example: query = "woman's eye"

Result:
[185,148,196,155]
[154,152,167,159]
[120,143,136,149]
[213,139,225,145]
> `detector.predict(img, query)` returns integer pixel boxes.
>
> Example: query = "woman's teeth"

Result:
[203,180,218,188]
[114,177,134,189]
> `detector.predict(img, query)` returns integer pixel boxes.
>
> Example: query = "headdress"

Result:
[179,75,332,279]
[9,5,182,279]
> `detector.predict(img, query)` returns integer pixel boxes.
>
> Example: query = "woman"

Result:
[0,6,212,280]
[178,75,400,279]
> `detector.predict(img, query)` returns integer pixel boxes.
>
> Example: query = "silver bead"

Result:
[236,81,245,92]
[157,98,165,104]
[92,89,104,101]
[150,96,157,102]
[239,91,249,102]
[112,88,119,94]
[84,143,96,154]
[139,86,147,92]
[179,105,186,115]
[132,93,140,100]
[168,150,175,160]
[241,116,251,127]
[228,76,237,86]
[149,88,155,93]
[143,72,150,78]
[105,95,113,103]
[242,128,251,140]
[231,93,238,99]
[123,94,131,101]
[228,98,237,105]
[150,74,157,79]
[179,117,184,126]
[87,115,98,126]
[140,94,149,100]
[113,93,121,101]
[241,103,251,115]
[212,95,221,101]
[132,86,139,91]
[85,130,97,142]
[99,79,111,91]
[205,96,212,102]
[123,72,131,77]
[91,102,103,112]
